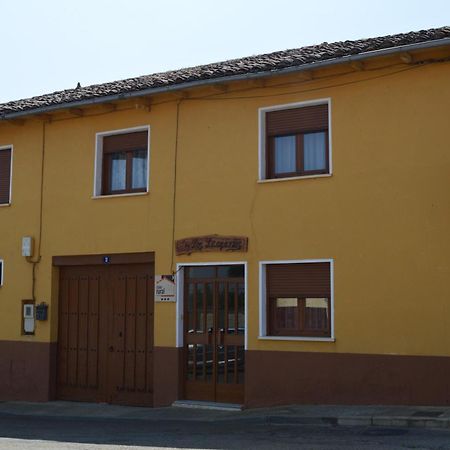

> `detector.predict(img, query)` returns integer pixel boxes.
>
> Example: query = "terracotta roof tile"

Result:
[1,26,450,117]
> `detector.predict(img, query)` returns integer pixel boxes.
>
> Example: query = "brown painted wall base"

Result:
[245,350,450,408]
[3,343,450,408]
[153,346,182,407]
[0,341,56,402]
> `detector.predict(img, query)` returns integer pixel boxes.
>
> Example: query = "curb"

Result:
[266,415,450,430]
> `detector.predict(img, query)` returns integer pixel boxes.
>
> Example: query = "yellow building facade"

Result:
[1,28,450,407]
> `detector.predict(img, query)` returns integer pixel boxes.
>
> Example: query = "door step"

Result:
[172,400,243,411]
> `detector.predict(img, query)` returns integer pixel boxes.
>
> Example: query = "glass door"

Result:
[184,265,245,404]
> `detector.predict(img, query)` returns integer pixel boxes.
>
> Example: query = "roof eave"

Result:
[2,37,450,121]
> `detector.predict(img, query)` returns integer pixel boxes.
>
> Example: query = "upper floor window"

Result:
[94,127,149,197]
[0,146,12,205]
[260,100,330,180]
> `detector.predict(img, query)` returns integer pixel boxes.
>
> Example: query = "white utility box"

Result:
[23,303,35,334]
[22,236,34,257]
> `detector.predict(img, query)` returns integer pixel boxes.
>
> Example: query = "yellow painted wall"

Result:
[1,53,450,357]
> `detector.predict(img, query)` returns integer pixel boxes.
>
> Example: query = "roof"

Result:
[2,26,450,119]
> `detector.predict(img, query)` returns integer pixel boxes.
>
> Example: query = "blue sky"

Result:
[1,0,448,103]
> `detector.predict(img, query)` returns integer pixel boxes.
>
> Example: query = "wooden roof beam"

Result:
[400,52,413,64]
[68,108,84,117]
[167,91,190,101]
[210,83,228,93]
[298,71,313,81]
[101,102,117,112]
[134,97,152,111]
[6,119,25,126]
[247,78,266,88]
[35,113,53,122]
[350,61,364,71]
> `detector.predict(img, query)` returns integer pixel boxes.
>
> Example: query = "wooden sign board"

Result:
[175,235,248,256]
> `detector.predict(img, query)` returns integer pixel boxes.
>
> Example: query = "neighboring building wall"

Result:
[1,50,450,405]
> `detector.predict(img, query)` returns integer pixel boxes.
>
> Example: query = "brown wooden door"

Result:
[184,265,245,404]
[57,263,154,406]
[57,265,106,403]
[107,264,154,405]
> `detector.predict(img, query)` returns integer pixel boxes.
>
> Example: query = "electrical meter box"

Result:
[23,303,35,334]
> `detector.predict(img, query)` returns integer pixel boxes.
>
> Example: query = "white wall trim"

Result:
[258,336,336,342]
[258,261,266,338]
[0,145,13,205]
[93,125,151,197]
[258,98,332,181]
[175,261,248,349]
[91,192,149,200]
[257,173,332,184]
[175,265,184,348]
[259,258,335,341]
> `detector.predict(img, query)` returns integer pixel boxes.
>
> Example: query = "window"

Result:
[261,101,330,180]
[95,128,149,196]
[261,260,332,338]
[0,147,12,204]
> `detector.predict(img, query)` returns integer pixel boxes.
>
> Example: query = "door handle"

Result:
[207,327,213,345]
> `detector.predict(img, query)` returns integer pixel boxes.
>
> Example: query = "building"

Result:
[1,27,450,408]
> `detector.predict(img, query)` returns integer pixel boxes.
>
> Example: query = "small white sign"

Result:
[155,275,176,302]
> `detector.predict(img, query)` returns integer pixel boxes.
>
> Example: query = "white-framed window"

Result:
[93,126,150,197]
[0,259,4,286]
[259,259,334,341]
[258,99,332,181]
[0,145,13,205]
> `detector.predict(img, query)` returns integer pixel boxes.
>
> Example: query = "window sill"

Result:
[258,335,335,342]
[92,191,149,200]
[0,203,11,208]
[258,173,332,184]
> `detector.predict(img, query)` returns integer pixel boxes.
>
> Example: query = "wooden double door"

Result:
[57,263,154,406]
[184,265,245,404]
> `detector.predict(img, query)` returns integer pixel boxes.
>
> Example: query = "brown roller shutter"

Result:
[267,262,330,298]
[103,131,148,153]
[0,148,12,204]
[266,104,328,136]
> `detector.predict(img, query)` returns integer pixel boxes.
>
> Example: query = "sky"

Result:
[1,0,449,103]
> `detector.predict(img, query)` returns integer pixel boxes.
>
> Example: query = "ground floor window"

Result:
[261,259,333,338]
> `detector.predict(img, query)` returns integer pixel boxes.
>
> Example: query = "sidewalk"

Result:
[0,401,449,430]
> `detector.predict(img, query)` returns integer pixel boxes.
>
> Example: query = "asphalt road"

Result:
[0,414,449,449]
